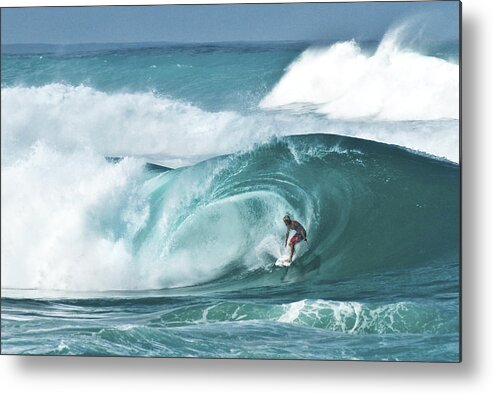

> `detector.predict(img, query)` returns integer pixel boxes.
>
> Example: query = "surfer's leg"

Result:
[288,234,301,262]
[288,241,295,262]
[288,235,297,262]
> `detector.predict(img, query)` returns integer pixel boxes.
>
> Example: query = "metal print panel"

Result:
[1,1,461,361]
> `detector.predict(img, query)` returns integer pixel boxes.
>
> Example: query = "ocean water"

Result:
[1,26,460,361]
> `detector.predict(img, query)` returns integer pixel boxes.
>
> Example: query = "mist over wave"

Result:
[260,25,459,121]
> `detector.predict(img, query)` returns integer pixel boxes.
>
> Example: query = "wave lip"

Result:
[260,26,459,121]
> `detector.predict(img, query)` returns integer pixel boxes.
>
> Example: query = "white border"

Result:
[2,0,493,392]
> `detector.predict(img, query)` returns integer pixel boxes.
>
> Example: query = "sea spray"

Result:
[260,26,459,121]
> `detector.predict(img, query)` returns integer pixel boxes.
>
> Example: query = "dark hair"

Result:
[283,215,291,223]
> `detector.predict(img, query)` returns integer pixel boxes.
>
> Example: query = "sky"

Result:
[1,1,460,45]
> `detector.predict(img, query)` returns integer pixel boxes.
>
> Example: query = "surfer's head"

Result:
[283,215,292,225]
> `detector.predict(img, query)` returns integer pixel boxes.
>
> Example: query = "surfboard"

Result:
[275,255,292,267]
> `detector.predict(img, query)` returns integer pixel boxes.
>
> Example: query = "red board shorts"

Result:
[289,233,304,246]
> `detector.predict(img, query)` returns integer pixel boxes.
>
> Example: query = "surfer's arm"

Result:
[284,229,290,246]
[296,222,307,241]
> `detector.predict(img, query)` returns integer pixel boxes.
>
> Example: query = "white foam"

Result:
[260,25,459,122]
[2,82,459,166]
[1,83,268,168]
[1,144,147,291]
[277,299,422,334]
[279,300,306,323]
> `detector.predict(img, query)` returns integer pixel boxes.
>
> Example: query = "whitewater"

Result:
[1,27,460,361]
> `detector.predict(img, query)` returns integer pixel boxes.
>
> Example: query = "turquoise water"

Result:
[1,43,303,112]
[1,34,460,361]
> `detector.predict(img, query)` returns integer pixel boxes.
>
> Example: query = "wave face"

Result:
[260,26,459,121]
[2,135,459,292]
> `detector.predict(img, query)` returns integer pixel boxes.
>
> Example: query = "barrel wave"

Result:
[1,134,459,293]
[120,134,459,290]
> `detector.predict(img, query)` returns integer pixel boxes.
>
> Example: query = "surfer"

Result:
[283,215,307,263]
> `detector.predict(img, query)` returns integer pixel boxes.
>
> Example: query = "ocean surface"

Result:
[1,27,460,361]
